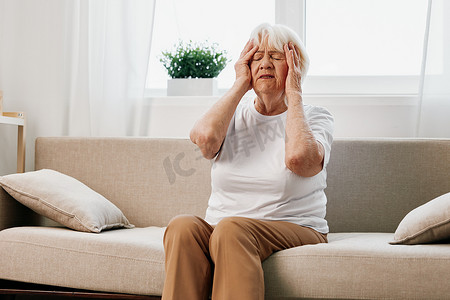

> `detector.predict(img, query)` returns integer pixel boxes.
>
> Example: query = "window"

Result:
[147,0,428,95]
[305,0,428,76]
[147,0,275,93]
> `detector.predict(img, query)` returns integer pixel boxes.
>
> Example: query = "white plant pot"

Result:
[167,78,218,96]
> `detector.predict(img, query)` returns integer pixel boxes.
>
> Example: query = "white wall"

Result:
[0,0,70,176]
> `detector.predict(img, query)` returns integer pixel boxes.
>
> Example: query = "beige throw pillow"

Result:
[390,192,450,245]
[0,169,134,233]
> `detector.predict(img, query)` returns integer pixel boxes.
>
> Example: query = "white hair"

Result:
[249,23,310,82]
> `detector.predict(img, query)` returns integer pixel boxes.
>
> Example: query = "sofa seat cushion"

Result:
[0,226,165,296]
[263,233,450,299]
[1,229,449,299]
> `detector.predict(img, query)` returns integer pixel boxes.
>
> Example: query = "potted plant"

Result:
[160,40,229,96]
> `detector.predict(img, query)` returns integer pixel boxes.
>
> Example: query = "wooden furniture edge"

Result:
[1,112,24,119]
[16,114,26,173]
[0,111,26,173]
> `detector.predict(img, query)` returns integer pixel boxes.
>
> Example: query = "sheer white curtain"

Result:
[0,0,155,174]
[66,0,155,136]
[417,0,450,137]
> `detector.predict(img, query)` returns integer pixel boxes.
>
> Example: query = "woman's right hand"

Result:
[234,40,259,91]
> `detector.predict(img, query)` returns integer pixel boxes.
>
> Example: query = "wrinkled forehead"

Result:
[254,49,285,56]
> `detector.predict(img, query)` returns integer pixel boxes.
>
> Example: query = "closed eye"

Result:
[271,54,285,60]
[252,52,285,61]
[253,53,264,61]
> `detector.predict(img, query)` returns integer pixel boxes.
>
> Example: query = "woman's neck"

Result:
[254,92,287,116]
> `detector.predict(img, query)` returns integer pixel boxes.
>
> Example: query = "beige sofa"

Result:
[0,137,449,299]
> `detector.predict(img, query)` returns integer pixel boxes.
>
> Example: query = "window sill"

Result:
[145,75,421,98]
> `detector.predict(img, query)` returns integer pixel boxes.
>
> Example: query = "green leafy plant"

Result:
[160,40,229,79]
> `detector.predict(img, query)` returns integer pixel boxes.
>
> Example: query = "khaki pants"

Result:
[162,215,327,300]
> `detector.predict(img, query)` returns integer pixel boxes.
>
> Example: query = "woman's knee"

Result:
[209,217,260,263]
[164,215,211,245]
[210,217,253,246]
[167,214,199,229]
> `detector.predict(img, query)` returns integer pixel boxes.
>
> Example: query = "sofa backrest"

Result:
[35,137,450,233]
[35,138,211,229]
[326,139,450,232]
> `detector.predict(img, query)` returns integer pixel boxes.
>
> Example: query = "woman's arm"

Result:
[190,40,259,159]
[283,43,325,177]
[189,83,247,159]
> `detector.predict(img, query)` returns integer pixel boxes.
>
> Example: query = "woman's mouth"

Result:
[259,74,275,79]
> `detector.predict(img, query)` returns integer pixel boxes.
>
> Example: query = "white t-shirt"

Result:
[205,98,334,234]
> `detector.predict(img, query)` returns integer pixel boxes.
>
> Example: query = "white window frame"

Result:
[145,0,422,97]
[276,0,422,96]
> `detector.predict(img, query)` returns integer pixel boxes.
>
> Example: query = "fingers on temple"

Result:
[286,42,300,67]
[241,39,255,56]
[293,44,300,66]
[284,44,294,67]
[242,43,259,61]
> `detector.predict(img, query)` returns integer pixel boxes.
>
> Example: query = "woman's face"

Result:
[250,44,288,95]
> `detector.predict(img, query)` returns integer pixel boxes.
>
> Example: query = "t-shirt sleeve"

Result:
[306,106,334,168]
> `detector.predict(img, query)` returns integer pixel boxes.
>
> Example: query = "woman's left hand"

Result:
[284,42,302,96]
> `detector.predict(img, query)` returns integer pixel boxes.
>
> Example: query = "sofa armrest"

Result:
[0,187,41,231]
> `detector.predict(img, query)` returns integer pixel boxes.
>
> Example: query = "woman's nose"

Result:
[260,55,273,69]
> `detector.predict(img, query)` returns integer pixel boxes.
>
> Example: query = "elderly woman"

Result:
[162,23,334,300]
